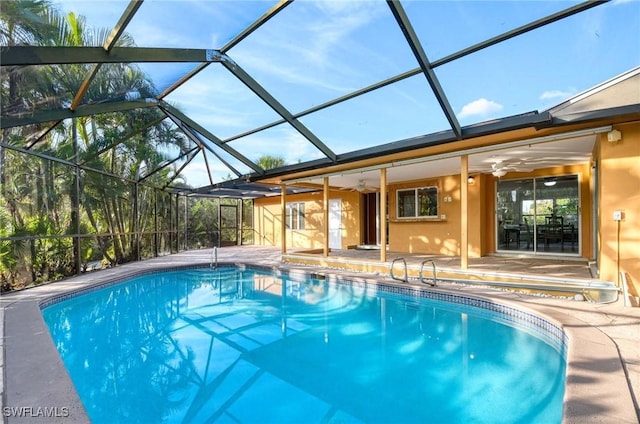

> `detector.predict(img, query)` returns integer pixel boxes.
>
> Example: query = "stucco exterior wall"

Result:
[256,162,596,261]
[387,175,482,257]
[253,190,361,250]
[598,122,640,298]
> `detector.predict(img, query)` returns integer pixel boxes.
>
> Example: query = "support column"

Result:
[71,120,81,275]
[184,194,188,250]
[169,193,173,252]
[323,177,329,257]
[216,197,221,248]
[238,198,243,246]
[380,168,387,263]
[134,182,140,260]
[175,193,180,252]
[281,183,287,254]
[461,155,469,269]
[154,189,158,257]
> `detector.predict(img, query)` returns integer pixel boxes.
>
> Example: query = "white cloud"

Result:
[128,22,185,47]
[539,89,576,101]
[164,71,285,138]
[179,159,213,188]
[233,52,355,94]
[230,1,387,94]
[457,98,503,119]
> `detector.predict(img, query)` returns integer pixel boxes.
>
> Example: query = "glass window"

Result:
[397,187,438,218]
[285,202,305,230]
[497,175,579,254]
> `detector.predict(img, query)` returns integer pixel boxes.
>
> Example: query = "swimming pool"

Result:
[42,265,567,423]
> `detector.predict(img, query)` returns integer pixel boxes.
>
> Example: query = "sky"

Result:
[54,0,640,188]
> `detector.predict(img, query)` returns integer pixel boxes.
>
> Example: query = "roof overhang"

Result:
[190,181,319,199]
[250,102,639,187]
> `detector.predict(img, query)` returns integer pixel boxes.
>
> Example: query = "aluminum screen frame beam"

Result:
[0,99,158,129]
[104,0,143,50]
[171,118,241,181]
[1,46,226,66]
[0,141,167,188]
[387,0,461,139]
[157,0,292,99]
[222,0,293,53]
[161,148,200,189]
[137,146,199,184]
[223,67,424,144]
[239,110,554,183]
[219,2,606,146]
[158,102,264,175]
[24,120,62,150]
[79,115,167,166]
[70,0,144,110]
[431,0,607,68]
[192,180,317,198]
[221,57,337,162]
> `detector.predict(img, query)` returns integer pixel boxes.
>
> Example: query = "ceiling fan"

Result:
[488,155,573,176]
[485,159,533,177]
[343,179,377,192]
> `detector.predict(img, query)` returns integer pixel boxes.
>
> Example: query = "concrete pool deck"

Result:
[1,246,638,423]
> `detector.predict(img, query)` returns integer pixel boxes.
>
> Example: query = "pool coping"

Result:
[1,253,638,423]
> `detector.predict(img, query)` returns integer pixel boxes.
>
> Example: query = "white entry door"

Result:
[328,199,342,250]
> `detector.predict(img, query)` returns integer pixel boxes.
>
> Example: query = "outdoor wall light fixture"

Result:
[607,129,622,143]
[467,176,475,184]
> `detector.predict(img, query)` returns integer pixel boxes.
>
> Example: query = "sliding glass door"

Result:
[496,175,579,255]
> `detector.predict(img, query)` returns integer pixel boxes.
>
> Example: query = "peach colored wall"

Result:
[482,174,496,254]
[469,174,483,257]
[387,175,483,256]
[256,163,595,260]
[598,123,640,298]
[253,190,361,250]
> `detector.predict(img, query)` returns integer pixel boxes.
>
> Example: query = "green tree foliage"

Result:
[256,155,286,170]
[0,2,198,290]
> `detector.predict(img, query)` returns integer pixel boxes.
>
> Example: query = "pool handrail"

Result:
[419,260,437,287]
[388,262,619,304]
[390,257,408,282]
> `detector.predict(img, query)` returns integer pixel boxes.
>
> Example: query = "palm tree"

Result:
[0,4,192,288]
[256,155,286,170]
[1,0,66,288]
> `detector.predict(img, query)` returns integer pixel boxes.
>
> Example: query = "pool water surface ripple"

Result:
[42,265,566,423]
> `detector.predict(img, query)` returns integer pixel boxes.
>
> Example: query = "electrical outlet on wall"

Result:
[613,210,623,221]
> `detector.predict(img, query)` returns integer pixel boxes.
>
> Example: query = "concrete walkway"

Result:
[1,246,638,423]
[312,247,595,279]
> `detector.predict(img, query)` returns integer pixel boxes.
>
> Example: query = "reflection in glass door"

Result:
[496,175,579,254]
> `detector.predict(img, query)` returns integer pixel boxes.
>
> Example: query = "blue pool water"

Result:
[42,267,566,423]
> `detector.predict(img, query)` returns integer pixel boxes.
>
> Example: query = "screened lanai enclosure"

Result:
[2,0,639,291]
[0,162,256,290]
